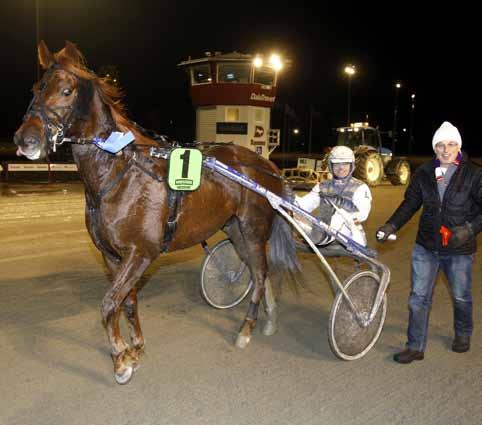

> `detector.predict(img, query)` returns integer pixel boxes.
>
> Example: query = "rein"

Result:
[58,122,172,150]
[25,64,281,183]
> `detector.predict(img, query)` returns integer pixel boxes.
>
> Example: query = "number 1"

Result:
[180,150,191,178]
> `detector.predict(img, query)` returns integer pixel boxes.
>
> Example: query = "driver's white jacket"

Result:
[295,177,372,245]
[296,178,372,222]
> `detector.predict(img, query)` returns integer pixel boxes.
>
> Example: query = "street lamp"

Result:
[252,53,287,87]
[344,65,356,125]
[392,82,402,153]
[269,53,283,71]
[253,56,263,68]
[408,93,416,155]
[35,0,40,81]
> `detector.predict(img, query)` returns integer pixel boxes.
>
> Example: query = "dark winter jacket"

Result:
[387,153,482,254]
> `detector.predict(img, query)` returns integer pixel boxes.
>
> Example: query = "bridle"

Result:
[23,64,90,152]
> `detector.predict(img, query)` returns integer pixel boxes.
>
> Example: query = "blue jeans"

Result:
[407,244,474,352]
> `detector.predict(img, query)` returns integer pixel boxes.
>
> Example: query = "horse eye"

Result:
[62,88,73,96]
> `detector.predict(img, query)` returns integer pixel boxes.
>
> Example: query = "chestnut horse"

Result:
[14,41,300,384]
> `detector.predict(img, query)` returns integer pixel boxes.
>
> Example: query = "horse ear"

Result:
[38,40,54,70]
[63,41,83,65]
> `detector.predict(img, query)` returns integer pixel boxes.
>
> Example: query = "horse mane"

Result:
[53,47,158,147]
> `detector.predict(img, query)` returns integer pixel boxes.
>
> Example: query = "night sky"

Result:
[1,1,479,156]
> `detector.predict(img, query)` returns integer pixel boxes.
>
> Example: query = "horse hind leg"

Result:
[224,219,279,343]
[262,277,279,336]
[236,261,275,348]
[224,221,268,348]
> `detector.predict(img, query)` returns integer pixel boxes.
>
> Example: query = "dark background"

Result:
[0,1,479,157]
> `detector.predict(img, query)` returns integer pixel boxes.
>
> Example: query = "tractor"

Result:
[326,122,411,187]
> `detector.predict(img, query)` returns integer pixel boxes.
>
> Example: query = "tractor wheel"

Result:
[386,159,411,185]
[354,151,384,186]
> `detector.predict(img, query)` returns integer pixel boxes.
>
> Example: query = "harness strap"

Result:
[161,188,183,253]
[90,151,180,253]
[92,152,165,208]
[132,147,182,252]
[148,146,283,181]
[132,156,165,183]
[94,159,135,207]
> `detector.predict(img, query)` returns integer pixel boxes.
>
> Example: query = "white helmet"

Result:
[328,146,355,178]
[329,146,355,163]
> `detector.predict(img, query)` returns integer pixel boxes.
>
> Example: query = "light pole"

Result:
[392,82,401,153]
[35,0,40,81]
[408,93,416,155]
[344,65,356,126]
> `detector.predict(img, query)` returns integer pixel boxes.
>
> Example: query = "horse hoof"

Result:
[262,321,278,336]
[235,334,251,349]
[114,366,133,385]
[125,348,142,373]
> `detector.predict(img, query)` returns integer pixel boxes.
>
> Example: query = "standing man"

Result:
[376,121,482,363]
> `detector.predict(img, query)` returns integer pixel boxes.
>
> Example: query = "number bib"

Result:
[167,148,203,191]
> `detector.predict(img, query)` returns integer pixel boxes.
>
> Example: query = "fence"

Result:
[0,162,78,182]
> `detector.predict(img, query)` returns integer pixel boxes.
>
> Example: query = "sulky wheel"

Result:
[200,239,253,309]
[328,270,387,360]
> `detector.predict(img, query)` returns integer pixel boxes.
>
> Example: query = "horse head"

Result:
[14,40,119,160]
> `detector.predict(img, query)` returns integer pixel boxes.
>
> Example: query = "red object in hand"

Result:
[440,225,452,247]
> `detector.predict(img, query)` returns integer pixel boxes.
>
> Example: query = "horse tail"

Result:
[268,214,301,275]
[267,185,302,293]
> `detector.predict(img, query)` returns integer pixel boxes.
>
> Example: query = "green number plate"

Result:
[167,148,203,191]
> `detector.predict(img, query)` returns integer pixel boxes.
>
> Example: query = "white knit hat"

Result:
[432,121,462,149]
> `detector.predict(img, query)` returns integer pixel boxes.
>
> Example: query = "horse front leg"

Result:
[106,252,146,355]
[101,251,152,384]
[122,289,145,372]
[101,255,135,384]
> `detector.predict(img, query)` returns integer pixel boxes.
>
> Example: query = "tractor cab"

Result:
[335,122,393,167]
[336,123,380,150]
[330,122,410,187]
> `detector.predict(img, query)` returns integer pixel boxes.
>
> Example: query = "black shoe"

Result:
[393,348,424,364]
[452,335,470,353]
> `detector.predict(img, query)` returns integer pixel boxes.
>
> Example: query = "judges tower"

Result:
[178,52,286,158]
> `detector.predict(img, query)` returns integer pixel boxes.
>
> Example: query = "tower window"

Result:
[226,107,240,122]
[254,108,264,122]
[218,63,250,83]
[191,64,212,85]
[254,67,275,87]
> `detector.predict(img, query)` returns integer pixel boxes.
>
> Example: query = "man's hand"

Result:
[449,222,473,248]
[323,193,357,212]
[376,223,396,242]
[318,199,335,223]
